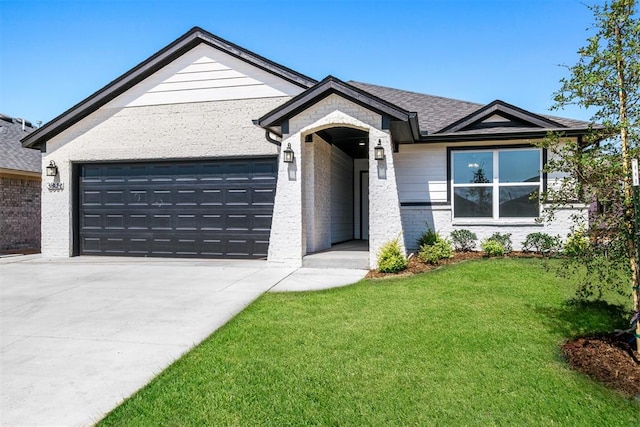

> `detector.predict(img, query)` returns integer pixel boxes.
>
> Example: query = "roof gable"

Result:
[22,27,317,149]
[435,100,565,134]
[258,76,418,138]
[106,43,307,108]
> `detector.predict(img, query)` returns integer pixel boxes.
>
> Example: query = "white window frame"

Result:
[451,147,542,221]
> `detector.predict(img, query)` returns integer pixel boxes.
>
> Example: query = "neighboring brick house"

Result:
[22,27,589,268]
[1,114,41,253]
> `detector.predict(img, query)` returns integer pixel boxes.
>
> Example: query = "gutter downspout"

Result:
[264,129,282,147]
[252,119,282,147]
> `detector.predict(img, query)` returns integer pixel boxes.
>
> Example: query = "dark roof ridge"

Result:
[0,113,36,128]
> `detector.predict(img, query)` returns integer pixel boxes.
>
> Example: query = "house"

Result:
[21,27,589,268]
[1,114,41,253]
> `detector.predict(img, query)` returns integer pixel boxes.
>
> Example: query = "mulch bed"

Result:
[563,333,639,398]
[365,251,538,279]
[367,251,640,399]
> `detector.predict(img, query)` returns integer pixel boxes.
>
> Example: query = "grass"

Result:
[99,258,639,426]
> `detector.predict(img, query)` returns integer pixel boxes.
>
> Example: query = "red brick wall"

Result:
[0,175,41,252]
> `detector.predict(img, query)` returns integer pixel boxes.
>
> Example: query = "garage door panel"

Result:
[175,214,197,230]
[105,214,125,229]
[81,211,274,232]
[79,232,272,258]
[128,214,149,229]
[200,189,223,205]
[176,190,197,205]
[78,158,277,258]
[81,214,102,229]
[82,185,276,207]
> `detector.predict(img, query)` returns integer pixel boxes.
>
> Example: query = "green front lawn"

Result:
[99,258,639,426]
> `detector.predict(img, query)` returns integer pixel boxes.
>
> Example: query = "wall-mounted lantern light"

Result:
[283,143,295,163]
[374,140,385,160]
[46,160,59,177]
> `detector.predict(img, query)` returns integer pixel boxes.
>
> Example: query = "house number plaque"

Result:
[47,182,64,191]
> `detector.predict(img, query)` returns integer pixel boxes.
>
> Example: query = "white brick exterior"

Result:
[303,134,331,253]
[40,92,582,264]
[41,98,289,257]
[401,205,584,253]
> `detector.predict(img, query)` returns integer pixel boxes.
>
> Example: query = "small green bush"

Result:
[418,239,454,264]
[482,239,505,257]
[416,225,438,248]
[487,232,512,253]
[450,229,477,251]
[522,232,561,255]
[377,238,408,273]
[564,229,590,256]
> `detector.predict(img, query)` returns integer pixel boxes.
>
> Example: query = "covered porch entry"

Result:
[260,78,408,269]
[302,126,370,268]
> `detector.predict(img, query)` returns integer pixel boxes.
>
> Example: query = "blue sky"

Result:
[1,0,601,126]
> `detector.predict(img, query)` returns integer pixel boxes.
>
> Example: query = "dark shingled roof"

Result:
[349,81,481,134]
[0,114,40,173]
[348,81,592,135]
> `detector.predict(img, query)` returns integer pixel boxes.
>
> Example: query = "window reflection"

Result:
[451,148,541,219]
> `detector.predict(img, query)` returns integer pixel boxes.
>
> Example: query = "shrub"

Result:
[482,239,505,257]
[522,232,561,255]
[416,225,438,248]
[487,232,512,253]
[450,229,477,252]
[377,237,408,273]
[418,239,454,264]
[564,229,590,256]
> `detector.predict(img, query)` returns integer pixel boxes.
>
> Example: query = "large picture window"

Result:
[452,148,541,219]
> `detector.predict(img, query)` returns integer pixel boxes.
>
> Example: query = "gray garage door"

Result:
[77,158,277,258]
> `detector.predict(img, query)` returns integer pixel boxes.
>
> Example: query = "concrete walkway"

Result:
[302,240,370,269]
[0,255,367,426]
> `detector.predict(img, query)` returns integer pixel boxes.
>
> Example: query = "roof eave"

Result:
[416,128,592,143]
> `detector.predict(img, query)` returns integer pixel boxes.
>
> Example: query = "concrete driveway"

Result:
[0,255,366,426]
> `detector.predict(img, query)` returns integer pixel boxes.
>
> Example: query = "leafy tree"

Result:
[540,0,640,347]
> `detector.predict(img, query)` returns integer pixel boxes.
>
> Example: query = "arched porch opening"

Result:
[301,126,370,266]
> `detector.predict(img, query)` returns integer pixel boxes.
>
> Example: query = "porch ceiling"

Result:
[316,127,369,159]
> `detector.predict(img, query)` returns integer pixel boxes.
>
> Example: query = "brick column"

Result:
[368,130,405,269]
[267,132,305,267]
